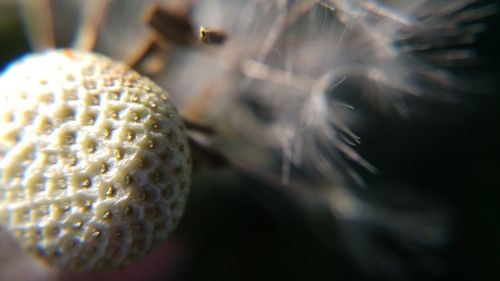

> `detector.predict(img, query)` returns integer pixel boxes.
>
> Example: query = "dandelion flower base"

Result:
[0,50,191,270]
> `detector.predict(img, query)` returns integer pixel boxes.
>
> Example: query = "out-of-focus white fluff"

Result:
[145,2,494,276]
[147,0,494,186]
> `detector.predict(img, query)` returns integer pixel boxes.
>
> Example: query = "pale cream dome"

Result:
[0,50,191,270]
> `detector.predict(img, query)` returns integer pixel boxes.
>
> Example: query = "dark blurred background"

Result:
[1,2,499,281]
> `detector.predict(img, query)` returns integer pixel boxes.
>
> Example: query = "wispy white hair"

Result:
[146,0,495,186]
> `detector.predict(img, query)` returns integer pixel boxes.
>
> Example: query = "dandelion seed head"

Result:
[2,0,495,278]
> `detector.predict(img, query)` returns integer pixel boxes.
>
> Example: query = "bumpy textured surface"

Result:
[0,50,191,270]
